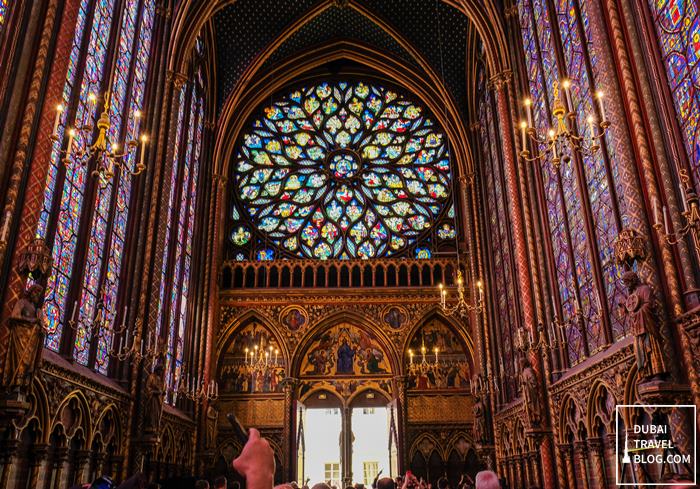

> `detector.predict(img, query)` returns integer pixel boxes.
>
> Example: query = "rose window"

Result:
[231,81,453,259]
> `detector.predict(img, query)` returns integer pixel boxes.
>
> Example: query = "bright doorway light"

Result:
[303,408,343,487]
[351,407,391,484]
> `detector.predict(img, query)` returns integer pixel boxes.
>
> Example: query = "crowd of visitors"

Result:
[77,427,700,489]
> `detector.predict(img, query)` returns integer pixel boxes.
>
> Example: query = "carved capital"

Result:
[613,228,647,269]
[587,437,604,454]
[488,70,513,91]
[16,238,52,281]
[212,173,228,188]
[166,71,188,90]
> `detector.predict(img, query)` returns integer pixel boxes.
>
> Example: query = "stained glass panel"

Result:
[0,0,9,26]
[649,0,700,190]
[233,81,452,260]
[480,78,519,400]
[555,0,622,353]
[517,0,583,364]
[43,0,117,355]
[40,0,156,368]
[75,0,142,367]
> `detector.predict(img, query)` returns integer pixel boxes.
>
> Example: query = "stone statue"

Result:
[143,363,165,434]
[518,357,543,428]
[472,392,487,443]
[620,271,667,379]
[205,404,219,449]
[3,284,45,388]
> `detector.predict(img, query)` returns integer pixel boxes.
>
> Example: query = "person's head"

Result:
[214,476,227,489]
[437,478,449,489]
[195,481,210,489]
[90,476,114,489]
[311,483,332,489]
[376,478,396,489]
[475,471,499,489]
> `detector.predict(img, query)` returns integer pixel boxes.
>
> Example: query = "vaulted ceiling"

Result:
[213,0,476,116]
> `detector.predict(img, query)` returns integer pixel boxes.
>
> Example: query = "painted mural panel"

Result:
[220,322,286,394]
[406,319,470,391]
[300,323,391,377]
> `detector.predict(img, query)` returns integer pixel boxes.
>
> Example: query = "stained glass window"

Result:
[516,0,626,365]
[231,81,453,260]
[0,0,9,26]
[648,0,700,190]
[158,58,206,403]
[479,69,520,401]
[38,0,156,372]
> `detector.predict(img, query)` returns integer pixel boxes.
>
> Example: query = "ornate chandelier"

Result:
[51,88,148,186]
[518,79,609,167]
[437,270,484,317]
[407,337,439,375]
[242,343,282,379]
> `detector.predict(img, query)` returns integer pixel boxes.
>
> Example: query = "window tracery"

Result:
[230,81,456,261]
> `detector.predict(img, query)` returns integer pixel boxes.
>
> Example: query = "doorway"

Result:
[298,390,344,487]
[298,388,396,485]
[351,406,390,484]
[349,389,394,483]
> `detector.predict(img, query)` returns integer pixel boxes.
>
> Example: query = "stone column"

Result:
[341,406,353,485]
[51,447,68,489]
[29,444,48,489]
[604,434,617,485]
[73,449,91,485]
[0,438,17,489]
[522,453,531,487]
[513,455,523,489]
[588,437,607,489]
[506,458,514,487]
[529,451,541,488]
[491,70,557,489]
[574,442,590,489]
[559,444,575,489]
[282,377,298,482]
[393,375,409,473]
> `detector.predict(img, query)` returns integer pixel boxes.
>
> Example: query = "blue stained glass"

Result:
[554,0,623,352]
[415,247,431,259]
[94,0,156,373]
[257,248,275,261]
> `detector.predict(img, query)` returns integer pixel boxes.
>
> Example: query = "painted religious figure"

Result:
[383,306,407,330]
[281,307,307,332]
[301,324,390,377]
[406,319,471,391]
[619,271,667,379]
[337,339,356,374]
